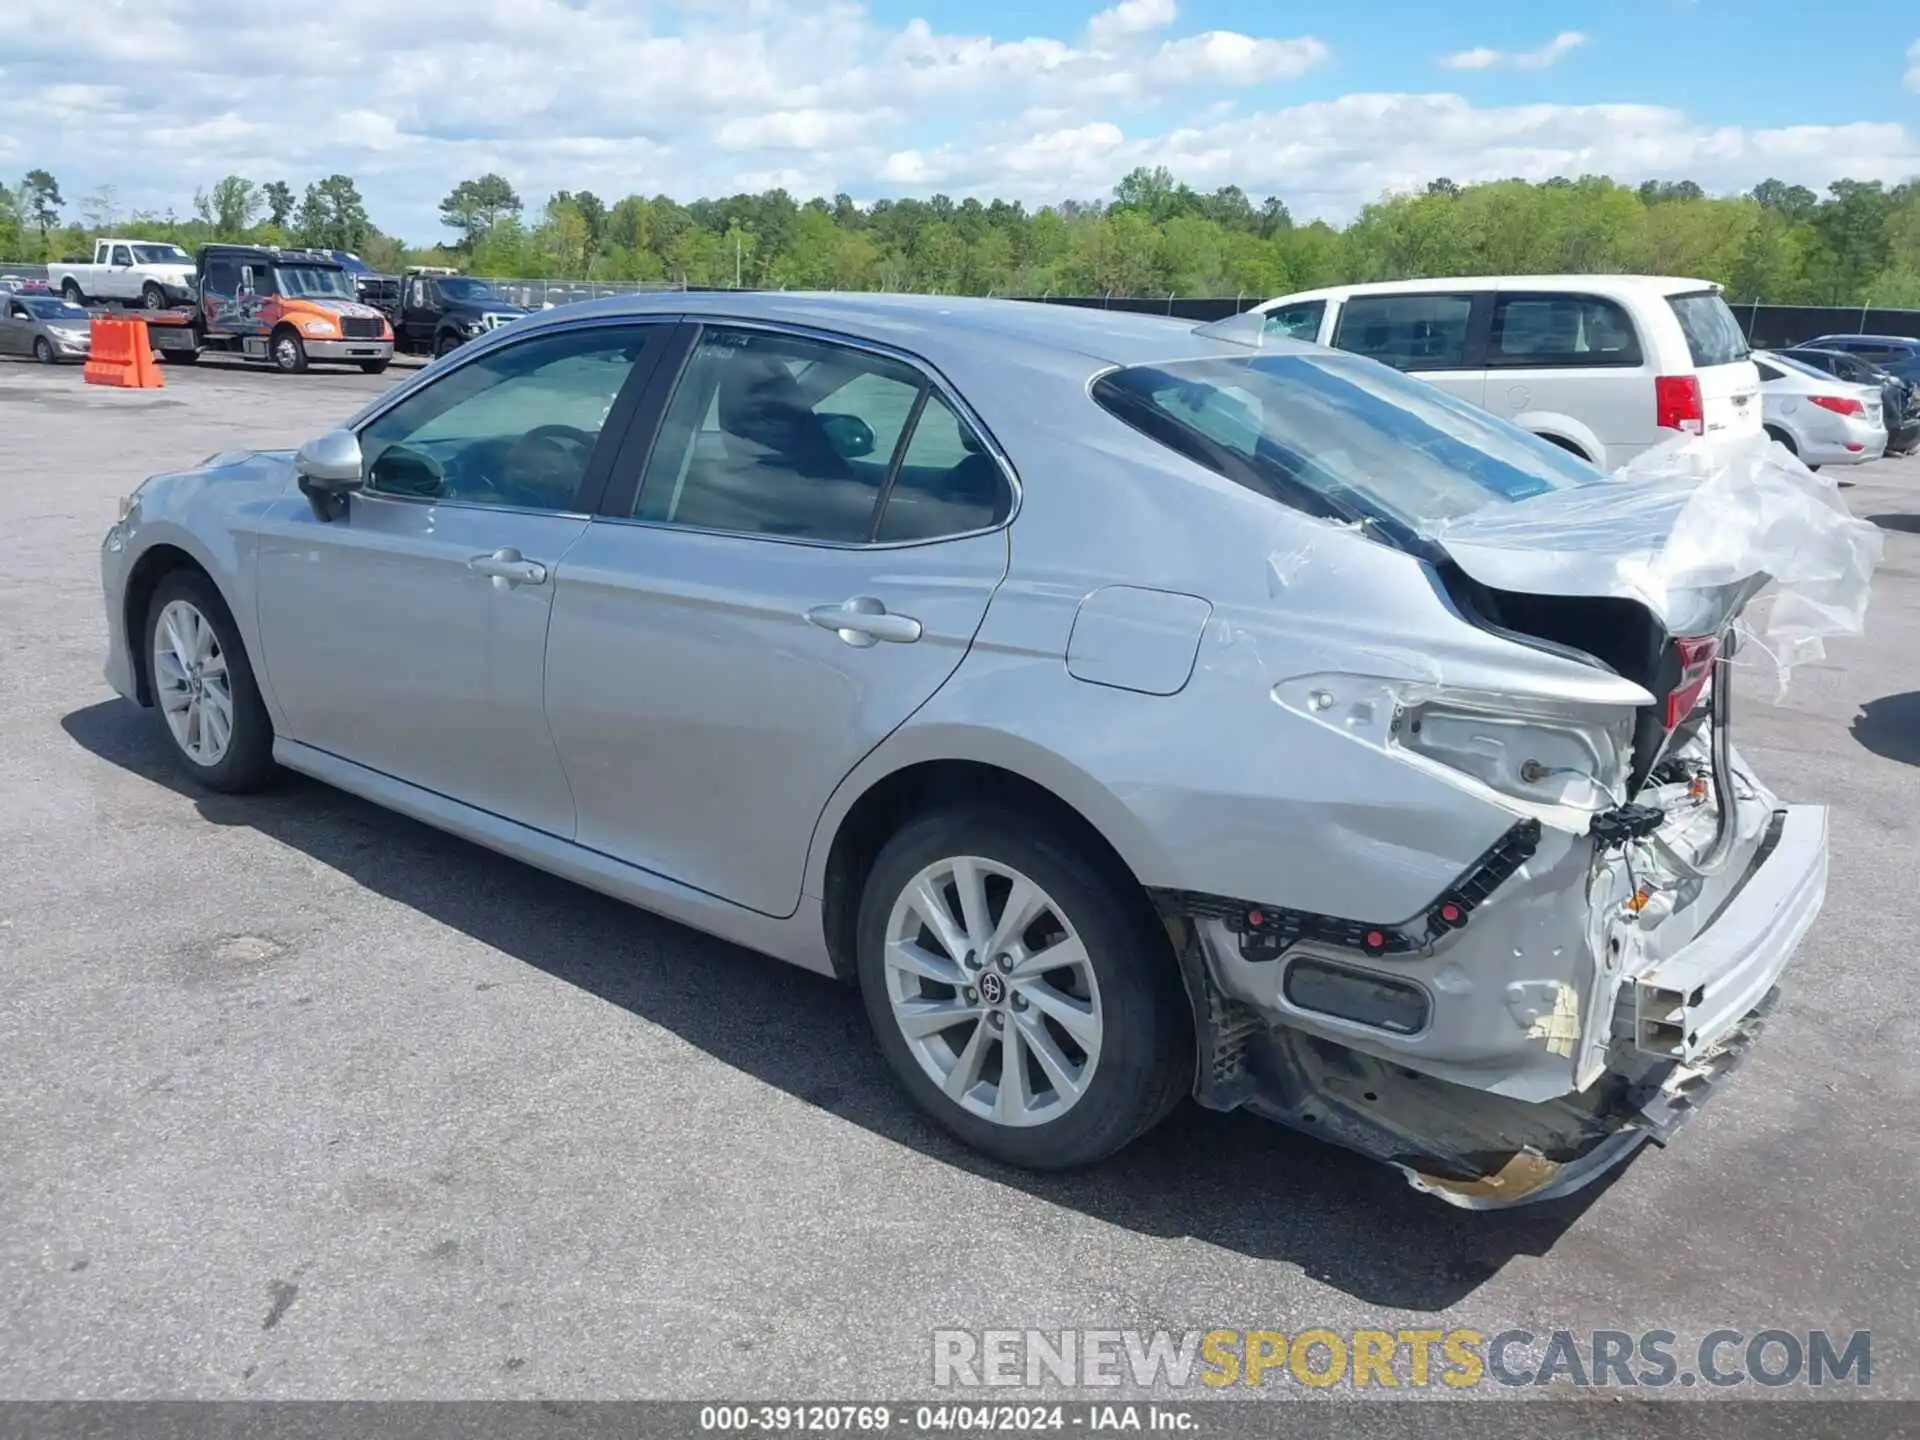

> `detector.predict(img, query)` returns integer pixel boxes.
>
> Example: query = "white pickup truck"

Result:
[47,240,198,309]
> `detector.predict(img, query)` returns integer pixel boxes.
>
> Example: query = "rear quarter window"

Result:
[1489,294,1643,368]
[1666,291,1750,367]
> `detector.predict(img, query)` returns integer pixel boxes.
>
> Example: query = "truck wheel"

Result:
[270,328,309,374]
[434,331,462,358]
[164,348,200,365]
[141,283,167,310]
[359,358,391,375]
[62,280,86,305]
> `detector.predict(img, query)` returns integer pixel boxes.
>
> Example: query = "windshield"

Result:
[131,244,190,265]
[274,265,356,299]
[23,298,88,321]
[1090,352,1603,532]
[437,277,506,304]
[1667,291,1749,367]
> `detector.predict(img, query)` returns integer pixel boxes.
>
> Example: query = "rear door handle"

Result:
[469,547,549,590]
[807,596,923,647]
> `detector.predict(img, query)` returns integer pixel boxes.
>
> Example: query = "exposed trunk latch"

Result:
[1590,803,1665,850]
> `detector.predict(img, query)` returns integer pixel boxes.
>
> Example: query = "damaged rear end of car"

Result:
[1096,338,1881,1207]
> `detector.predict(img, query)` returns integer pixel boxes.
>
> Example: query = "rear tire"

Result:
[855,806,1191,1170]
[270,327,308,374]
[1765,424,1799,457]
[62,280,85,305]
[142,569,276,794]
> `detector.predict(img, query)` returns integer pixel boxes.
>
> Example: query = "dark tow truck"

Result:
[393,269,530,358]
[143,244,395,373]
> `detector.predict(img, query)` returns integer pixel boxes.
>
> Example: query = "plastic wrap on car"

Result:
[1420,431,1884,688]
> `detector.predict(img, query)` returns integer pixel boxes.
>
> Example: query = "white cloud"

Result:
[1442,31,1588,71]
[0,3,1907,245]
[1088,0,1178,47]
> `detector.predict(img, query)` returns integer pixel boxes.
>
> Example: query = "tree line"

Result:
[7,165,1920,305]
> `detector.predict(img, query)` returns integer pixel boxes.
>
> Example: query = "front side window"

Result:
[1489,294,1643,368]
[110,246,132,267]
[634,327,1008,544]
[1333,293,1476,371]
[1262,300,1326,342]
[1091,351,1601,533]
[358,324,655,511]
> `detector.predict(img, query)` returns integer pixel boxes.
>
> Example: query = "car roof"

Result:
[1806,333,1920,346]
[1256,274,1723,307]
[512,290,1313,374]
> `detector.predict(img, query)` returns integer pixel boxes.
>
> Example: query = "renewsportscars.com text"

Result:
[931,1328,1871,1391]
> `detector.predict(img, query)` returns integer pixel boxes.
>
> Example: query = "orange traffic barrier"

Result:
[83,316,164,390]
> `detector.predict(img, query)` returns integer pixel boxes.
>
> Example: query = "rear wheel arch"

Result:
[820,758,1165,987]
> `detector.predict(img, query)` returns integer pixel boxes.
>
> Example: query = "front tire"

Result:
[270,327,308,373]
[856,806,1191,1169]
[141,282,167,310]
[434,331,462,358]
[33,337,58,365]
[359,358,391,374]
[143,570,276,793]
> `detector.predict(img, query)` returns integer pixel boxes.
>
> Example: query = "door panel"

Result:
[543,321,1013,915]
[1485,291,1650,463]
[255,500,588,834]
[545,522,1007,914]
[252,321,669,835]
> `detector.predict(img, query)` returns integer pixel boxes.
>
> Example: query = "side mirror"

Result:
[295,429,364,522]
[817,411,876,459]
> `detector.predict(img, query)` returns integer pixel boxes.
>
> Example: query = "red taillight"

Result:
[1810,393,1865,417]
[1655,375,1704,434]
[1665,635,1719,730]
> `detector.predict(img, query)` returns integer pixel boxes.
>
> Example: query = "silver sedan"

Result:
[1,294,92,363]
[97,293,1832,1206]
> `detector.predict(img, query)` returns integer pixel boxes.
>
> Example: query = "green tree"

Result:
[263,181,295,228]
[439,174,523,249]
[295,175,372,251]
[21,169,62,242]
[207,175,262,237]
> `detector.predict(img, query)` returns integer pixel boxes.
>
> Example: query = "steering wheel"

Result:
[498,424,596,506]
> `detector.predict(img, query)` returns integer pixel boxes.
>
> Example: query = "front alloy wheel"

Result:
[884,856,1103,1128]
[153,598,235,768]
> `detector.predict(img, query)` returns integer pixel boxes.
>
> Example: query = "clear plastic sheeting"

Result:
[1421,431,1884,688]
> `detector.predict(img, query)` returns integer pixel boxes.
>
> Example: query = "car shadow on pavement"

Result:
[1851,691,1920,765]
[64,697,1615,1311]
[1866,512,1920,534]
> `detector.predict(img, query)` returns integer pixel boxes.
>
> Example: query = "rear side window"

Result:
[1489,294,1643,368]
[1666,291,1749,367]
[1262,300,1325,341]
[1333,293,1475,371]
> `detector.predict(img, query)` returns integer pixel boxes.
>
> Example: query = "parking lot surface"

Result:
[3,354,1918,1402]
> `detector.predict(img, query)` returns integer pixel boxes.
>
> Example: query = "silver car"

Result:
[1753,349,1887,467]
[2,293,92,363]
[98,294,1831,1206]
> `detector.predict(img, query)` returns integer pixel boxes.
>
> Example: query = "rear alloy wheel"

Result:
[271,328,309,374]
[857,807,1191,1169]
[144,571,276,792]
[33,337,58,365]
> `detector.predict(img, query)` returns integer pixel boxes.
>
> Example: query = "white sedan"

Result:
[1754,349,1887,467]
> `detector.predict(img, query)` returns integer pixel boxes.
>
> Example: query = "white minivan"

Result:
[1251,276,1762,471]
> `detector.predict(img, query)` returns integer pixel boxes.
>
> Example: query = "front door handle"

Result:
[469,547,548,590]
[807,596,923,647]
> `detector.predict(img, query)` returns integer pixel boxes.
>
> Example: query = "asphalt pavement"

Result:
[2,352,1917,1403]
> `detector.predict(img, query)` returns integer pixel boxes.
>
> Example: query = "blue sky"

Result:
[2,0,1916,245]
